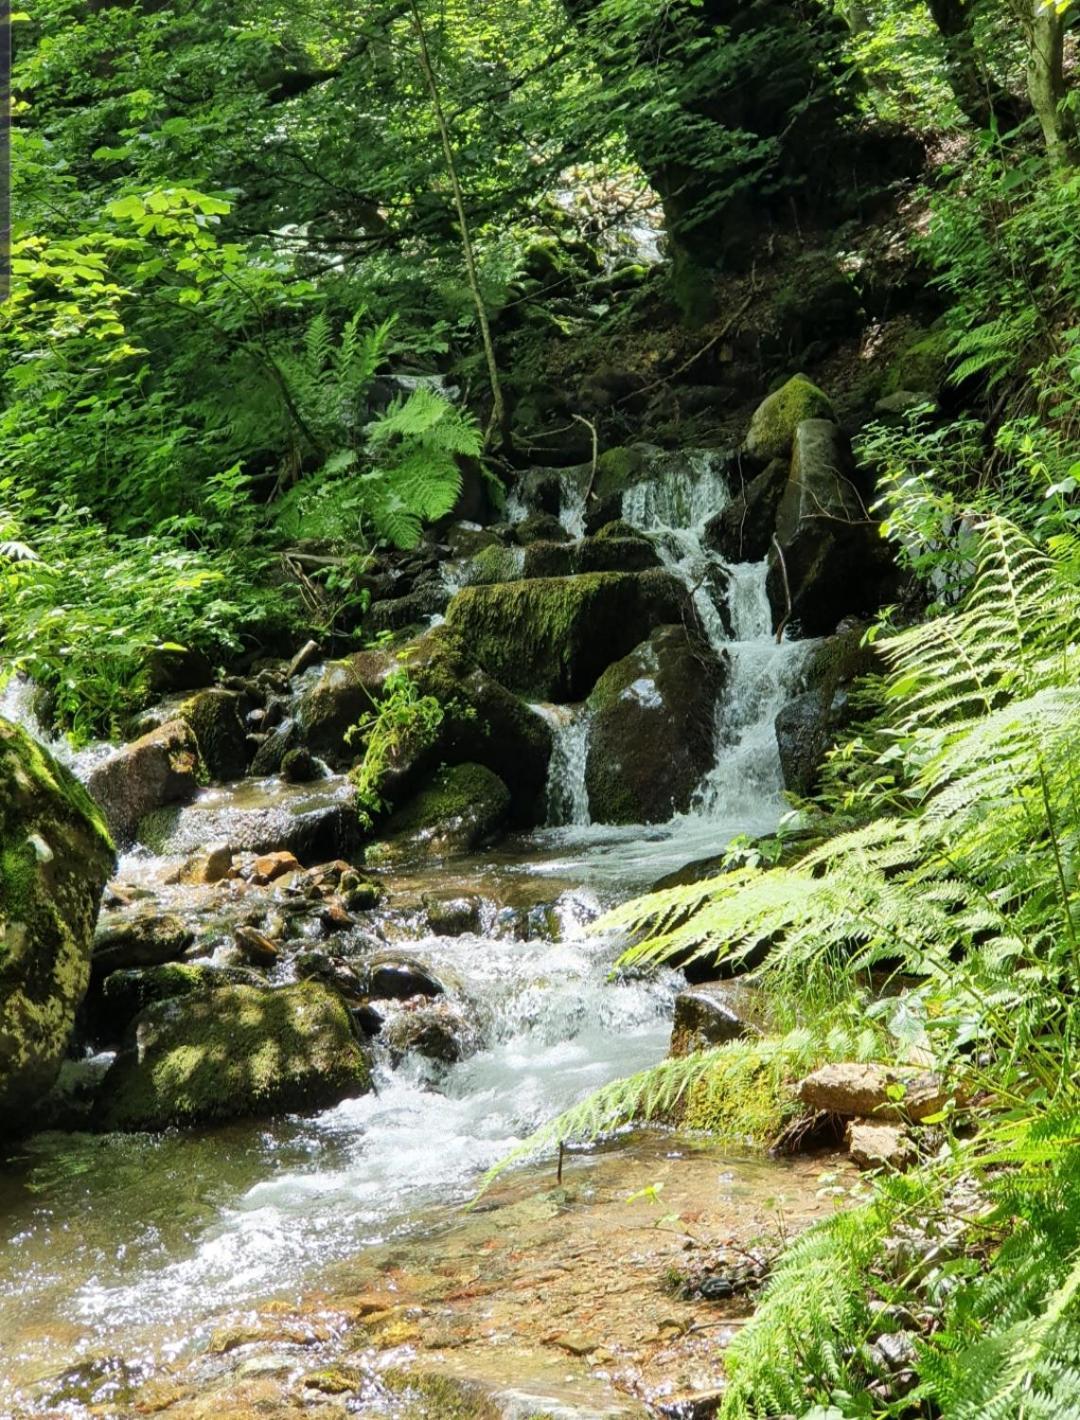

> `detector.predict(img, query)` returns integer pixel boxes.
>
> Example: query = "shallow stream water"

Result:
[0,450,824,1416]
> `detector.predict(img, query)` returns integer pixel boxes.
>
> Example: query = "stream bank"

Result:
[1,382,892,1417]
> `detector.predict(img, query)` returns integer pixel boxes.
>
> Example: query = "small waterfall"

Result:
[0,675,111,780]
[621,450,732,653]
[558,468,590,540]
[695,561,812,820]
[531,703,592,827]
[614,450,812,829]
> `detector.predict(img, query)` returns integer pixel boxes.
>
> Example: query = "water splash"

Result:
[0,675,112,780]
[558,467,591,539]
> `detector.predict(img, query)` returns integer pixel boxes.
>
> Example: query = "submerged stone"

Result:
[0,718,115,1129]
[95,981,372,1131]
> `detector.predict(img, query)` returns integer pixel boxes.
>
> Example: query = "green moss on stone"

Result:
[467,543,523,586]
[744,375,835,462]
[95,980,372,1131]
[0,717,115,1126]
[443,570,686,701]
[594,446,647,502]
[180,689,248,782]
[388,763,509,835]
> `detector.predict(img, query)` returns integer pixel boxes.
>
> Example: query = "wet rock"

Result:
[846,1119,917,1172]
[367,763,511,864]
[705,458,788,563]
[94,962,262,1043]
[797,1063,949,1122]
[367,955,445,1001]
[280,746,323,784]
[423,894,483,936]
[295,951,367,1002]
[775,623,882,796]
[445,570,692,701]
[467,543,526,584]
[522,535,660,581]
[0,720,115,1129]
[744,374,834,462]
[585,625,724,824]
[296,629,553,820]
[92,911,193,975]
[138,780,363,863]
[253,850,303,882]
[670,981,766,1056]
[36,1053,113,1130]
[366,578,451,635]
[443,522,506,559]
[234,925,280,967]
[177,841,233,885]
[181,689,249,782]
[382,998,478,1065]
[248,716,300,776]
[340,868,382,912]
[767,420,897,636]
[95,981,373,1131]
[85,719,199,846]
[298,653,394,764]
[512,510,572,545]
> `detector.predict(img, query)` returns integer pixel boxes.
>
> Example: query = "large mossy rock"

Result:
[367,763,511,866]
[0,719,115,1129]
[744,375,834,462]
[95,981,371,1131]
[766,420,898,636]
[584,625,725,824]
[444,570,690,701]
[180,688,249,782]
[297,630,552,821]
[86,719,199,846]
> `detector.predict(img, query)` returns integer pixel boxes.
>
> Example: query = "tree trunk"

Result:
[407,1,509,449]
[1025,3,1079,168]
[926,0,1022,132]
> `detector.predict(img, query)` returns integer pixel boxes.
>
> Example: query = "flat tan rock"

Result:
[797,1062,948,1122]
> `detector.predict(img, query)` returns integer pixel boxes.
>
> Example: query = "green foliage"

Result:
[347,663,447,824]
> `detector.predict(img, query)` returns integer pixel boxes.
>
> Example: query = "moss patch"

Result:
[881,324,951,397]
[0,717,115,1127]
[744,375,835,462]
[180,688,248,782]
[443,570,687,701]
[368,762,511,865]
[94,980,372,1131]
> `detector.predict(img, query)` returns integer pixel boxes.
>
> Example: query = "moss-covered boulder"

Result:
[882,323,951,399]
[86,718,199,846]
[766,420,898,636]
[94,980,371,1131]
[466,543,526,585]
[522,535,659,580]
[744,375,834,462]
[0,719,115,1129]
[181,688,249,782]
[584,626,725,824]
[367,763,511,866]
[511,510,571,546]
[444,570,690,701]
[91,962,264,1045]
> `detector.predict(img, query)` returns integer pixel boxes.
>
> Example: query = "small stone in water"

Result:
[253,850,302,882]
[234,925,279,967]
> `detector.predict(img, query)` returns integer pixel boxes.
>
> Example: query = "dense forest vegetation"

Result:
[9,0,1080,1415]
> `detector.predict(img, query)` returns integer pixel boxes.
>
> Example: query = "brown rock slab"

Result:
[797,1062,948,1122]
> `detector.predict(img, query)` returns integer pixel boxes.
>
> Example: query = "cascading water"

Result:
[532,703,592,827]
[0,443,823,1416]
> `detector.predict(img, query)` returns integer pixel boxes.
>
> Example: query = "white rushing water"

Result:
[532,702,592,828]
